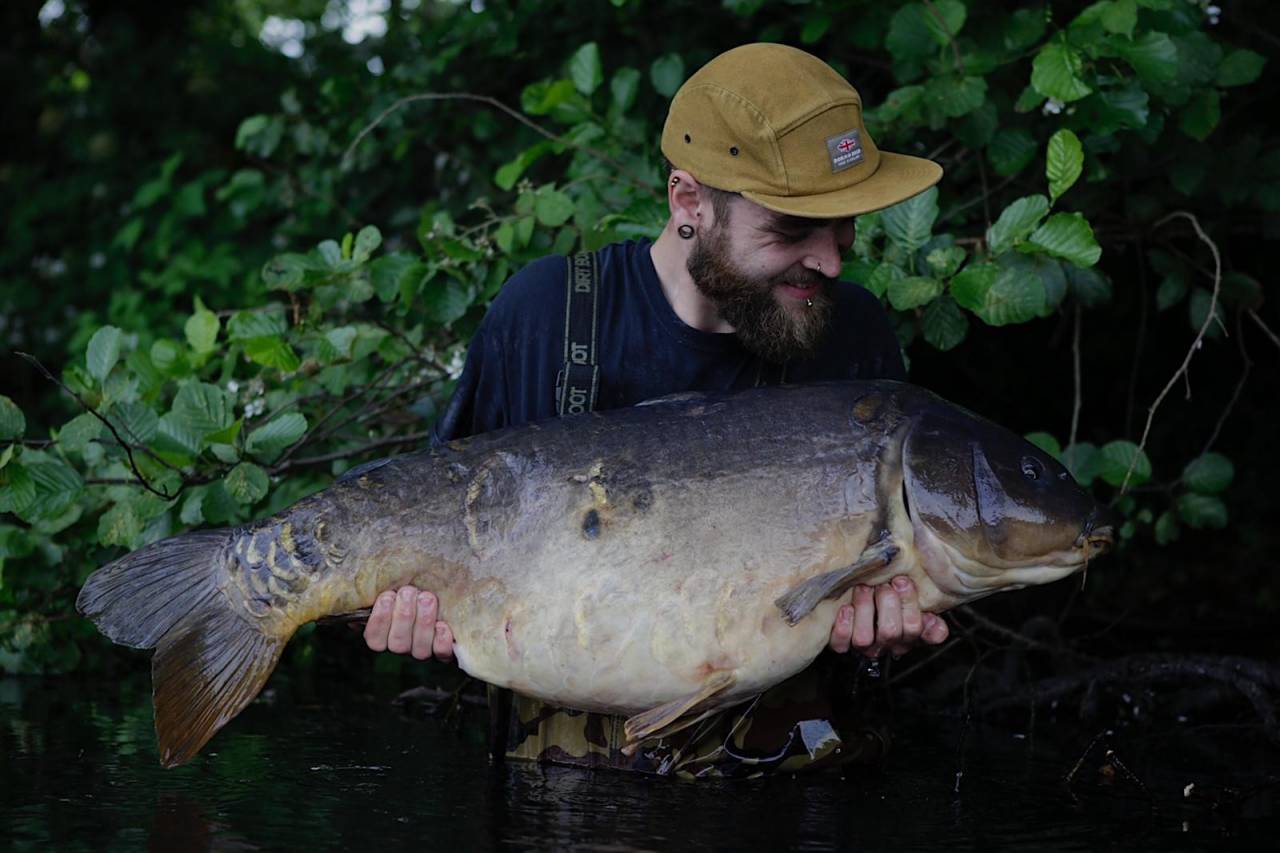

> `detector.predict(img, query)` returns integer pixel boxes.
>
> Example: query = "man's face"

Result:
[686,196,855,363]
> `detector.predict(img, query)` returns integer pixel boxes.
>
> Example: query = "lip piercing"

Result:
[805,298,814,308]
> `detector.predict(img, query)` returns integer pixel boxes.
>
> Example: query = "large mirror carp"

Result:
[78,380,1115,767]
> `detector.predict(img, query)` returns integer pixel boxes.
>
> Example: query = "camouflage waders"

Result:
[490,655,889,779]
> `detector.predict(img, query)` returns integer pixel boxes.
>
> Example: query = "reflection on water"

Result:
[2,670,1276,852]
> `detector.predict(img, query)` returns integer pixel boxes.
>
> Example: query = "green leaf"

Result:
[15,454,83,523]
[58,412,102,455]
[1027,213,1102,268]
[370,253,423,302]
[261,253,312,291]
[224,462,269,505]
[318,239,343,268]
[1182,453,1233,495]
[243,337,301,372]
[1098,440,1152,487]
[649,53,685,97]
[98,501,144,550]
[987,195,1049,255]
[988,127,1038,177]
[0,395,24,441]
[1100,0,1137,37]
[184,296,220,355]
[228,309,288,341]
[0,463,36,515]
[1119,31,1178,84]
[1062,442,1100,487]
[1156,274,1187,311]
[886,4,936,61]
[950,263,997,311]
[171,382,234,442]
[180,487,205,525]
[886,1,964,60]
[1066,265,1112,307]
[109,401,160,444]
[1046,129,1083,204]
[87,326,124,382]
[1031,42,1092,103]
[888,276,943,311]
[1154,510,1180,545]
[421,280,474,327]
[245,413,308,462]
[1025,432,1062,459]
[352,225,382,263]
[1216,49,1266,88]
[881,187,938,252]
[1189,287,1226,339]
[866,263,906,299]
[922,0,966,44]
[1179,89,1221,141]
[924,75,987,119]
[521,79,577,116]
[921,297,968,350]
[925,246,965,279]
[1176,493,1228,530]
[800,12,832,44]
[977,264,1045,326]
[1004,8,1046,51]
[568,42,603,96]
[494,142,550,192]
[610,67,641,113]
[534,189,575,227]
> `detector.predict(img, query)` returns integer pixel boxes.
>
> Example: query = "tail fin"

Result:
[77,530,287,768]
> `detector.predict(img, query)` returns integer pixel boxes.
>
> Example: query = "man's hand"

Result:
[363,585,455,662]
[828,576,949,659]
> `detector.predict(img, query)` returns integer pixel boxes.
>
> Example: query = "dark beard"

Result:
[687,226,833,364]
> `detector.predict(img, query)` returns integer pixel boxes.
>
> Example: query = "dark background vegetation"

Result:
[1,0,1277,751]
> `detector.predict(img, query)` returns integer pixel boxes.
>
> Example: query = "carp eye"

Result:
[1020,456,1044,481]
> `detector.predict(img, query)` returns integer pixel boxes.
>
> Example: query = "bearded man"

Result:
[364,43,950,776]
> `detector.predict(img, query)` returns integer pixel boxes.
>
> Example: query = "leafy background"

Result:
[1,0,1277,678]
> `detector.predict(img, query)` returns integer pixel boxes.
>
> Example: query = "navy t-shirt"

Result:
[432,239,905,443]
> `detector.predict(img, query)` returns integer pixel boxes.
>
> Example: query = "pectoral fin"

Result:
[774,537,900,626]
[622,670,736,747]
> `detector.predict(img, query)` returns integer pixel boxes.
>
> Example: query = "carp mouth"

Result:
[902,478,1114,604]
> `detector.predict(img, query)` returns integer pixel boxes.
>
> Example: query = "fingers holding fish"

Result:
[431,620,455,663]
[362,590,397,652]
[888,576,923,658]
[921,612,950,646]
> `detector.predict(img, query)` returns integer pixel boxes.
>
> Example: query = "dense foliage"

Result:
[2,0,1276,674]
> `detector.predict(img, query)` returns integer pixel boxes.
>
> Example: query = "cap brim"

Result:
[742,152,943,219]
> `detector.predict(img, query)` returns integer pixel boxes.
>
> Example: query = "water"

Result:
[3,668,1276,852]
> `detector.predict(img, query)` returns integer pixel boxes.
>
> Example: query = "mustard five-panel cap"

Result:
[661,43,943,218]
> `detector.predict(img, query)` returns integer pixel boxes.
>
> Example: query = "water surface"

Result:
[3,669,1275,851]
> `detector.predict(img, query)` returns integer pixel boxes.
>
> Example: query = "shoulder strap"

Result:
[555,250,601,416]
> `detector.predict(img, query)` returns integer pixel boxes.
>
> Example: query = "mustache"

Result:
[771,266,826,288]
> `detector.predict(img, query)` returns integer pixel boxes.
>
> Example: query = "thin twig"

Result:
[271,430,432,473]
[341,92,658,199]
[1119,212,1223,496]
[273,357,409,467]
[16,352,177,500]
[1249,308,1280,351]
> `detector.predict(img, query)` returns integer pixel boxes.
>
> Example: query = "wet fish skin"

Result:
[76,380,1113,767]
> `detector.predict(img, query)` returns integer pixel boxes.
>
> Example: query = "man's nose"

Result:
[804,226,846,278]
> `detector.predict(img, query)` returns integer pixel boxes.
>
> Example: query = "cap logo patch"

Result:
[826,129,864,173]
